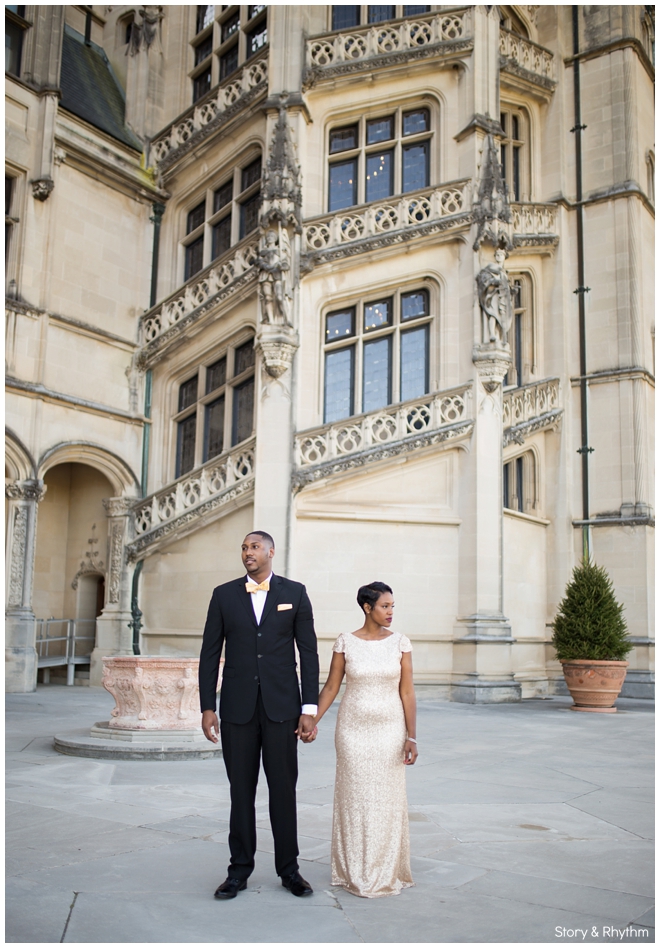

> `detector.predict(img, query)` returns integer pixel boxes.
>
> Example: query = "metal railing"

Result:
[36,619,96,686]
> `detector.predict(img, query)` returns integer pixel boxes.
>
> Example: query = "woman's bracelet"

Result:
[407,737,417,744]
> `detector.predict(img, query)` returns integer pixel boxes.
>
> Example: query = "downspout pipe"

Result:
[130,201,164,654]
[571,6,593,562]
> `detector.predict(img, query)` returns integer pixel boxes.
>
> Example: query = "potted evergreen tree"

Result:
[552,560,632,713]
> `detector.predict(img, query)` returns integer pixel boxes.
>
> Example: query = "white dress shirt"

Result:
[246,573,317,717]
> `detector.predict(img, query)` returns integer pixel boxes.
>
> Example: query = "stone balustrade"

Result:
[510,202,558,236]
[295,384,472,471]
[503,378,560,430]
[138,237,259,359]
[127,440,255,559]
[499,27,555,86]
[305,9,471,81]
[150,54,268,168]
[302,181,470,259]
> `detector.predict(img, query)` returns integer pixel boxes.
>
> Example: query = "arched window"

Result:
[173,335,255,478]
[504,273,534,388]
[322,284,435,423]
[503,450,537,514]
[181,151,261,284]
[646,149,655,205]
[499,5,529,38]
[327,103,434,212]
[499,105,530,202]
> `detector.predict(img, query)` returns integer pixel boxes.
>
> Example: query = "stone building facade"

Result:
[5,5,654,699]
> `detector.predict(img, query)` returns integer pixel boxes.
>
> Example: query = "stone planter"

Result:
[561,659,629,713]
[102,656,202,729]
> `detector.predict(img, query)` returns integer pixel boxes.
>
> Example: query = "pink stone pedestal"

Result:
[102,656,202,730]
[53,656,222,760]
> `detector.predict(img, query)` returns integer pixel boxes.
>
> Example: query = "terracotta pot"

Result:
[560,659,628,713]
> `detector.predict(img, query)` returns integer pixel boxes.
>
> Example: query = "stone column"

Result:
[453,341,520,703]
[90,498,134,686]
[252,98,302,571]
[5,479,46,693]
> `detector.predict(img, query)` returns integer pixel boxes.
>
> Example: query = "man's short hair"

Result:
[246,530,275,549]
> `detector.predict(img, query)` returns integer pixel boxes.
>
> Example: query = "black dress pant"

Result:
[220,689,299,881]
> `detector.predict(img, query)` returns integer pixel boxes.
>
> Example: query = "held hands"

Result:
[201,710,220,744]
[404,739,418,765]
[296,714,317,743]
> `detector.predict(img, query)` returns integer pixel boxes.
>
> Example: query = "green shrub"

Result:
[552,560,632,661]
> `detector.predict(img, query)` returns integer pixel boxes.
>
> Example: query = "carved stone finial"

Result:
[472,134,512,251]
[476,248,513,345]
[261,99,303,231]
[31,177,55,201]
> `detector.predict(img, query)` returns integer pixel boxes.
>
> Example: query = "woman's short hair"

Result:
[357,581,393,613]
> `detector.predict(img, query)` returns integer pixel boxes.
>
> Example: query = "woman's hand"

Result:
[403,739,418,765]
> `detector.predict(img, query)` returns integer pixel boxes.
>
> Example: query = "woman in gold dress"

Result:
[311,582,418,898]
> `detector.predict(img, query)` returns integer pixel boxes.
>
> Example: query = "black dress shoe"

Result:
[214,878,247,899]
[281,871,313,897]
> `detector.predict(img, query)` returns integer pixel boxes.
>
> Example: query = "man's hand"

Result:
[202,710,219,744]
[295,713,316,742]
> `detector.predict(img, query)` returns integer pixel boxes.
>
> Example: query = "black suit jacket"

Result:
[198,573,320,724]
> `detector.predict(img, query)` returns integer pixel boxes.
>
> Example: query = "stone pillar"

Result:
[90,498,134,686]
[5,479,46,693]
[453,343,520,703]
[252,98,302,571]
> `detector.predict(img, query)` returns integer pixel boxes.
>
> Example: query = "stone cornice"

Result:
[570,366,655,388]
[5,299,137,349]
[563,36,655,85]
[503,409,563,446]
[6,376,145,425]
[573,516,655,529]
[292,420,474,492]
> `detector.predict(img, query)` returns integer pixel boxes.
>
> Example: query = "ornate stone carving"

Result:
[476,248,513,344]
[102,497,133,518]
[261,99,302,231]
[472,344,511,394]
[31,177,54,201]
[7,505,28,608]
[107,521,124,604]
[503,409,563,447]
[5,479,47,502]
[258,227,293,326]
[102,656,202,729]
[71,523,105,590]
[473,135,512,251]
[126,475,255,561]
[257,327,299,379]
[292,420,474,492]
[127,5,163,55]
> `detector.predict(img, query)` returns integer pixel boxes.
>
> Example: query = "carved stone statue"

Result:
[258,227,292,326]
[476,248,513,344]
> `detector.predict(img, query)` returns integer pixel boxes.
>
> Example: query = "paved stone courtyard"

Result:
[6,686,654,944]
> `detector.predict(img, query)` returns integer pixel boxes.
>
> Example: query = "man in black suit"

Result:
[199,530,319,900]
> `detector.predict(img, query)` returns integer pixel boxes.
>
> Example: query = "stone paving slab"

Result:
[5,685,654,944]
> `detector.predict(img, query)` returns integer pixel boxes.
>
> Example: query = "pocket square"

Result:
[277,603,293,611]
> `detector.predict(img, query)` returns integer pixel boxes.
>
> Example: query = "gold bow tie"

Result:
[246,580,270,594]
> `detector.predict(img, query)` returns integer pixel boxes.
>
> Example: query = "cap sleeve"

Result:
[332,633,346,654]
[399,633,412,653]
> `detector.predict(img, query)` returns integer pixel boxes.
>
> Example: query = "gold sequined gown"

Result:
[330,631,414,898]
